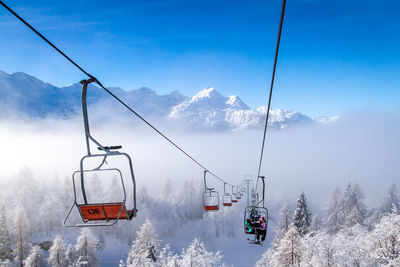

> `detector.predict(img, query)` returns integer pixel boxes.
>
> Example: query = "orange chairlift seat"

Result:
[203,171,219,211]
[64,79,137,227]
[222,183,232,207]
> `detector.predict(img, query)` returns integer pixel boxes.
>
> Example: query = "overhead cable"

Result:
[0,0,233,187]
[255,0,286,193]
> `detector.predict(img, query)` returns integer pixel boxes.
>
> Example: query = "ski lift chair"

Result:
[64,79,137,227]
[244,206,268,234]
[203,171,220,211]
[244,176,268,235]
[203,189,220,211]
[223,194,232,206]
[222,183,232,207]
[237,186,243,199]
[232,187,238,203]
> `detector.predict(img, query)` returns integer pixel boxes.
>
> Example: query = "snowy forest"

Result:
[0,167,399,266]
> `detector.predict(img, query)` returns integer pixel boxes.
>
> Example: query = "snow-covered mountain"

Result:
[0,70,337,130]
[169,87,316,130]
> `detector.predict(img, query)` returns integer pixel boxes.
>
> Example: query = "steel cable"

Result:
[0,0,233,187]
[255,0,286,193]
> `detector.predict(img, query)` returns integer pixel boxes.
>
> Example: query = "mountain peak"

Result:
[137,87,156,95]
[192,87,221,100]
[226,95,249,110]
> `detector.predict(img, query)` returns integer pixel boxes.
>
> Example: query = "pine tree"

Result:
[272,203,292,249]
[341,183,367,227]
[64,244,75,267]
[0,205,13,261]
[293,192,312,236]
[24,245,45,267]
[126,220,160,267]
[369,214,400,265]
[310,214,321,233]
[75,228,99,267]
[13,207,30,267]
[109,175,123,203]
[273,225,302,266]
[162,178,173,202]
[48,235,67,267]
[180,238,223,267]
[323,187,342,234]
[380,184,400,215]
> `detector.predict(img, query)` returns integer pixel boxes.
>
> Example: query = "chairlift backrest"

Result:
[203,171,219,211]
[222,183,232,206]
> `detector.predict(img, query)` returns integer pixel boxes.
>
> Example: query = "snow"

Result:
[0,70,336,130]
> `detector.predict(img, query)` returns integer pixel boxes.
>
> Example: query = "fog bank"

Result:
[1,110,398,209]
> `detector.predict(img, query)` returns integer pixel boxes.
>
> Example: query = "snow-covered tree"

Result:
[162,178,173,202]
[0,205,13,261]
[341,183,367,227]
[331,224,374,266]
[38,194,59,236]
[179,179,203,221]
[61,176,73,213]
[75,228,99,267]
[301,232,335,267]
[369,213,400,265]
[293,192,312,236]
[64,244,75,267]
[272,225,302,266]
[24,245,45,267]
[255,250,274,267]
[13,206,30,267]
[310,214,321,234]
[380,184,400,216]
[323,186,342,234]
[272,202,292,249]
[48,235,67,267]
[126,219,160,267]
[180,238,223,267]
[108,175,123,203]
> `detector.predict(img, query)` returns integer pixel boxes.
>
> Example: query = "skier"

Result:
[245,218,255,234]
[250,208,261,228]
[256,216,267,243]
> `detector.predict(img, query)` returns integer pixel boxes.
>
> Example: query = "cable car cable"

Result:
[255,0,286,194]
[0,0,234,187]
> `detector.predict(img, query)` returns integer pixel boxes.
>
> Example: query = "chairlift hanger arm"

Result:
[255,176,266,207]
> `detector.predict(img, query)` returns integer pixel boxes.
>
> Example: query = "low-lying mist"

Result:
[1,110,399,210]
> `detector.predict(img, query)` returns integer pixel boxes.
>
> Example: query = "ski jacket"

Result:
[260,221,266,230]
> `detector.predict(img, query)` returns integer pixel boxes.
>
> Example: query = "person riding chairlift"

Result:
[249,208,261,228]
[256,216,267,243]
[245,218,255,234]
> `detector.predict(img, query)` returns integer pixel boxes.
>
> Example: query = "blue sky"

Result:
[0,0,399,116]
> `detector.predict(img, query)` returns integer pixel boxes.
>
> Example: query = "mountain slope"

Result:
[0,70,336,130]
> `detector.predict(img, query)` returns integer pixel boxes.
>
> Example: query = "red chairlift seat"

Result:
[203,171,220,212]
[223,191,232,207]
[203,189,219,212]
[204,205,219,211]
[78,202,135,221]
